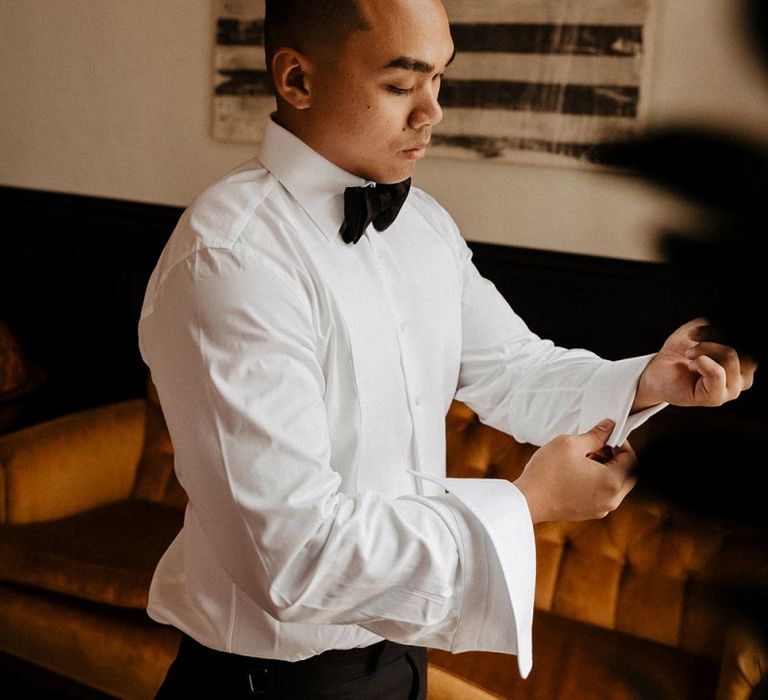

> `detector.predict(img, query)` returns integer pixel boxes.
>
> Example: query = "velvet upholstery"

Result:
[0,581,180,698]
[0,390,765,699]
[130,381,186,511]
[0,400,145,524]
[0,500,183,608]
[427,665,506,699]
[430,610,720,700]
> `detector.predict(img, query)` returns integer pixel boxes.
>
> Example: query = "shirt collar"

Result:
[258,116,370,242]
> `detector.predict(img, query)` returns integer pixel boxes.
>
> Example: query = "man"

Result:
[141,1,756,697]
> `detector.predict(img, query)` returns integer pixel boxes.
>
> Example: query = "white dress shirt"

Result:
[139,117,661,678]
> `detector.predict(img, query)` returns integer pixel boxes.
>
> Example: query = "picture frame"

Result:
[212,0,656,169]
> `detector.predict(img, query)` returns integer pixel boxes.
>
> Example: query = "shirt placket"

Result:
[363,231,428,496]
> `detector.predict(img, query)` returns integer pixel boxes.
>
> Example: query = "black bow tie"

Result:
[340,178,412,244]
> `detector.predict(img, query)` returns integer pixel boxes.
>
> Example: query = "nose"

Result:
[408,87,443,130]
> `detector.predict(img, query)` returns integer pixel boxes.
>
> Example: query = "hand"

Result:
[513,420,637,523]
[633,318,757,411]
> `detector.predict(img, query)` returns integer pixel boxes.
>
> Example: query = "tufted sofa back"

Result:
[534,497,739,661]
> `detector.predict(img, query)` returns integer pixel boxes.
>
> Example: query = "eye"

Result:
[386,85,414,96]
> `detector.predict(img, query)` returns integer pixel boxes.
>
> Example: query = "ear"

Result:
[272,48,313,110]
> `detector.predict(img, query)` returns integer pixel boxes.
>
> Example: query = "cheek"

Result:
[316,83,402,149]
[348,99,396,139]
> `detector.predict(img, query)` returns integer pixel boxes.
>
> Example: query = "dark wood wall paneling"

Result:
[1,187,178,427]
[468,243,686,360]
[0,186,762,430]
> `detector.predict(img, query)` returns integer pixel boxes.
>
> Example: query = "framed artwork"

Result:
[213,0,656,168]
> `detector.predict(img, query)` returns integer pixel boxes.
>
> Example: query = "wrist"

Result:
[632,362,661,413]
[513,475,545,524]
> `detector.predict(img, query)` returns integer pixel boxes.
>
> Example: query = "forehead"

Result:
[347,0,453,69]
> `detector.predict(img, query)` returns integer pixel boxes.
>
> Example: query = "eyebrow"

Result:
[384,48,456,74]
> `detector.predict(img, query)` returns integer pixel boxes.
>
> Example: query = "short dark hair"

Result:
[264,0,372,71]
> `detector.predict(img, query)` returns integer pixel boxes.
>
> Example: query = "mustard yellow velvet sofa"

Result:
[0,384,765,699]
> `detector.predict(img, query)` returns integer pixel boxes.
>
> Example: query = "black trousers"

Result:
[155,634,427,699]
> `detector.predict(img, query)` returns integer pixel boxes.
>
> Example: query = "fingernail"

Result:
[597,419,615,431]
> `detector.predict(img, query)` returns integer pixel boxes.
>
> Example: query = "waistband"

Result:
[173,634,425,694]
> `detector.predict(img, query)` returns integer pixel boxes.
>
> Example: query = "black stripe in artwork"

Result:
[217,18,265,46]
[215,70,638,118]
[449,23,643,56]
[214,18,642,58]
[431,134,600,160]
[215,70,274,97]
[440,79,639,117]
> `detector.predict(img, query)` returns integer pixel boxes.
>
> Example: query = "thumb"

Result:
[580,419,616,453]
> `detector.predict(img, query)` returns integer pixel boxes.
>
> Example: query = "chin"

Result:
[378,166,416,184]
[356,156,415,184]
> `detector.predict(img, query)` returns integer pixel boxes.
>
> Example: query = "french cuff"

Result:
[580,354,668,447]
[414,473,535,678]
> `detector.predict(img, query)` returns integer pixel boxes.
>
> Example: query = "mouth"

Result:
[402,142,430,160]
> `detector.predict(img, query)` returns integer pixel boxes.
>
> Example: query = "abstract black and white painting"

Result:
[213,0,271,144]
[213,0,655,168]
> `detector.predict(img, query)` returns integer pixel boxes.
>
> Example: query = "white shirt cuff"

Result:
[580,354,668,446]
[416,474,536,678]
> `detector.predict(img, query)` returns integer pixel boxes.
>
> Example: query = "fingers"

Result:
[613,468,639,511]
[686,341,757,403]
[606,440,636,474]
[662,317,710,353]
[579,418,616,455]
[687,325,758,389]
[582,427,637,514]
[682,317,711,339]
[516,430,637,523]
[596,442,638,516]
[586,441,638,519]
[688,322,725,344]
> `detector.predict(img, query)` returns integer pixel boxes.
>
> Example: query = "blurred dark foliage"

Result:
[591,127,768,368]
[589,131,768,431]
[589,1,768,697]
[633,411,765,527]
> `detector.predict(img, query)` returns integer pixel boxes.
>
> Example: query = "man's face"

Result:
[301,0,454,183]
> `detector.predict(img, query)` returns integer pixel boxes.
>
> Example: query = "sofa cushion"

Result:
[0,499,183,608]
[0,580,181,699]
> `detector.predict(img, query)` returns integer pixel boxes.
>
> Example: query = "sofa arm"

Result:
[0,399,146,524]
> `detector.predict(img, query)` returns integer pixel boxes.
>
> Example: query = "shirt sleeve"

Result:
[439,233,667,677]
[410,477,537,677]
[453,238,665,447]
[140,244,529,658]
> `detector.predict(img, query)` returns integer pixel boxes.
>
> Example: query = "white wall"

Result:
[2,0,768,261]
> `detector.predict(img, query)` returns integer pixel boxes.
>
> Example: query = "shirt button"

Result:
[415,396,422,407]
[377,248,385,260]
[400,320,407,333]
